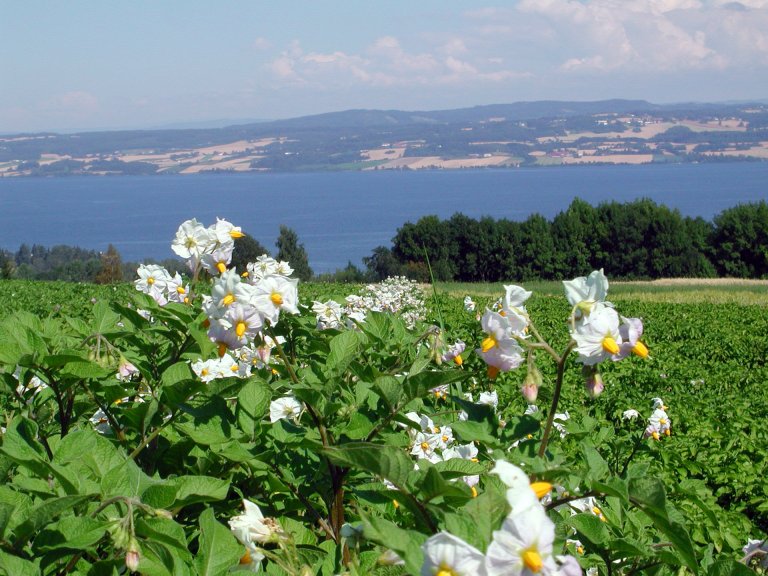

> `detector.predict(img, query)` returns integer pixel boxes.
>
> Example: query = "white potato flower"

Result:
[421,532,487,576]
[269,396,303,423]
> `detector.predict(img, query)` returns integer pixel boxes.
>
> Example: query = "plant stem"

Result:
[538,341,575,458]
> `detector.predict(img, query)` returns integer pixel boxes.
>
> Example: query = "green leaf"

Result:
[13,495,94,550]
[706,559,756,576]
[629,478,699,573]
[326,330,365,373]
[33,516,109,553]
[361,514,426,576]
[373,375,402,409]
[166,476,230,509]
[581,442,609,481]
[134,517,192,563]
[565,513,609,546]
[402,369,464,402]
[194,508,244,576]
[592,477,629,504]
[323,442,413,488]
[236,378,271,434]
[0,550,39,576]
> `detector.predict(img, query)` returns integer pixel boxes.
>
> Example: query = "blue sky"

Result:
[2,1,767,133]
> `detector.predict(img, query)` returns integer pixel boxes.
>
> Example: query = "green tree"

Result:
[710,201,768,277]
[95,244,124,284]
[364,246,403,280]
[231,233,271,273]
[276,225,313,280]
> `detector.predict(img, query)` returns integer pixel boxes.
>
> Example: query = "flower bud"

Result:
[583,365,604,398]
[520,364,542,404]
[125,540,140,572]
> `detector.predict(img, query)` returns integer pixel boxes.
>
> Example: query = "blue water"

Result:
[0,164,766,272]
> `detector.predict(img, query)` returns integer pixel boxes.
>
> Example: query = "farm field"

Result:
[0,275,766,574]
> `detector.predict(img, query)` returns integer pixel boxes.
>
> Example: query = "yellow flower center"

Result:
[481,335,497,353]
[176,286,186,294]
[442,435,449,443]
[420,442,430,452]
[239,549,252,565]
[659,418,667,425]
[652,431,661,440]
[147,276,155,285]
[436,565,459,576]
[216,261,227,274]
[230,229,245,239]
[392,499,399,509]
[231,364,239,372]
[601,336,620,355]
[530,481,553,499]
[453,355,463,366]
[223,293,235,306]
[522,548,544,573]
[471,486,478,498]
[632,341,649,358]
[271,292,283,307]
[201,368,209,377]
[236,321,247,337]
[241,271,249,278]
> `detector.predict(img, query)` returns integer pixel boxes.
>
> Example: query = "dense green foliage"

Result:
[370,199,768,281]
[0,277,765,574]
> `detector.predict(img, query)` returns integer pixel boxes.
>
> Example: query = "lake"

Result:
[0,163,766,273]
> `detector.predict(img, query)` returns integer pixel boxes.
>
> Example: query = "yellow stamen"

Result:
[147,277,155,285]
[659,418,667,425]
[436,567,458,576]
[522,549,544,573]
[240,549,251,565]
[216,261,227,274]
[453,355,463,366]
[223,293,235,306]
[231,364,239,372]
[270,292,283,307]
[470,457,479,463]
[602,336,620,355]
[241,271,249,278]
[392,499,399,509]
[665,429,671,436]
[230,229,245,239]
[183,297,190,304]
[652,431,661,440]
[176,286,186,294]
[236,321,247,337]
[577,546,584,555]
[201,368,209,377]
[442,435,449,443]
[530,481,553,499]
[433,426,440,434]
[420,442,430,453]
[470,486,478,498]
[481,335,497,353]
[632,341,649,358]
[592,506,602,516]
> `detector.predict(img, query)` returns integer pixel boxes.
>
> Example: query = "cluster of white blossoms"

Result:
[171,217,244,274]
[402,411,480,494]
[565,270,649,367]
[421,461,582,575]
[644,397,672,440]
[135,218,246,305]
[477,285,531,378]
[313,276,426,330]
[134,264,190,306]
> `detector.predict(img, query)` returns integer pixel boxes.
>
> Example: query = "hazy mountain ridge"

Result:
[1,99,766,175]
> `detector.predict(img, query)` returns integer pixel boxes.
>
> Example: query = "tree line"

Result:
[2,200,766,283]
[364,198,768,281]
[0,225,313,283]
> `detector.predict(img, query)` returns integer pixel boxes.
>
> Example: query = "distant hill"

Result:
[1,99,766,175]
